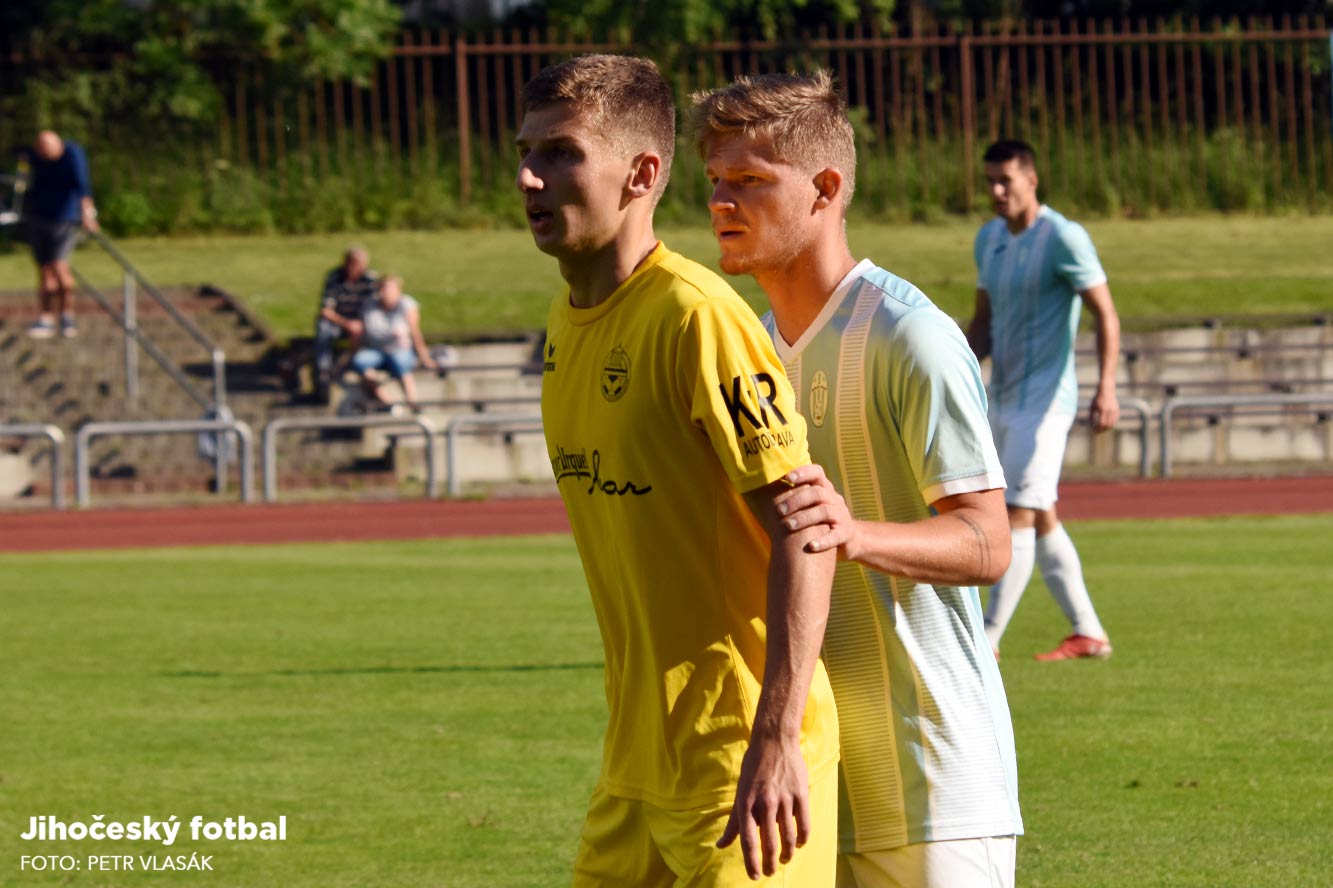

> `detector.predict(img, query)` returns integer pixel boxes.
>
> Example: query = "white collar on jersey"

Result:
[773,258,876,362]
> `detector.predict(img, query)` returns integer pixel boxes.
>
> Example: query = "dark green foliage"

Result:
[545,0,897,51]
[4,0,401,138]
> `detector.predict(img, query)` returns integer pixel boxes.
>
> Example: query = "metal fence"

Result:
[204,17,1333,211]
[3,18,1329,216]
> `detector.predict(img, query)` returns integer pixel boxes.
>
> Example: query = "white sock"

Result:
[985,527,1036,649]
[1036,523,1107,640]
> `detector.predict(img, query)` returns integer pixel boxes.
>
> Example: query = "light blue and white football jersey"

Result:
[764,260,1023,852]
[975,205,1107,414]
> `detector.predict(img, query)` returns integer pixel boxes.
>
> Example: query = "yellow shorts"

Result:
[572,766,838,888]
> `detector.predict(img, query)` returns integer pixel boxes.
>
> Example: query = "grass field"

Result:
[2,515,1331,887]
[2,215,1332,341]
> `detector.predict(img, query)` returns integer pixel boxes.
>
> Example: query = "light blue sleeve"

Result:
[883,307,1001,496]
[1052,221,1106,292]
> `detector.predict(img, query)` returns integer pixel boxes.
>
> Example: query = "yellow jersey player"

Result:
[516,55,840,885]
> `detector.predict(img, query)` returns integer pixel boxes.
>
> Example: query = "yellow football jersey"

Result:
[542,243,839,808]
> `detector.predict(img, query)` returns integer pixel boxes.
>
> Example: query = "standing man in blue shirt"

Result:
[22,130,98,339]
[966,139,1121,662]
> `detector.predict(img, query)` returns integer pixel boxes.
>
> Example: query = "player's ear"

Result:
[627,151,662,200]
[812,168,844,211]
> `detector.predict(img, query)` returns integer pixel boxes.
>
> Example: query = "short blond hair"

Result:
[690,70,856,208]
[521,54,676,202]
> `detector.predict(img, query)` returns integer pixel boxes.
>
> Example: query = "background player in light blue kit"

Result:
[966,140,1122,662]
[694,71,1022,888]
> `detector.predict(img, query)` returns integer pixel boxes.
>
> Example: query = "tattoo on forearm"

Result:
[956,514,990,579]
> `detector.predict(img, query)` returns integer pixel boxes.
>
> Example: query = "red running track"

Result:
[1,476,1330,553]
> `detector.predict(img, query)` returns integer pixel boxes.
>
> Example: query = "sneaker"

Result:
[1034,634,1113,662]
[60,316,77,338]
[27,318,56,339]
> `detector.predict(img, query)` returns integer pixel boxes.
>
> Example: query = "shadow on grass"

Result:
[163,662,604,678]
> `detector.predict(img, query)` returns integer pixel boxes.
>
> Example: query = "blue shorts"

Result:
[352,347,416,380]
[28,220,80,265]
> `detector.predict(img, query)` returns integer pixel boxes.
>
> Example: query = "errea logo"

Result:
[543,342,556,373]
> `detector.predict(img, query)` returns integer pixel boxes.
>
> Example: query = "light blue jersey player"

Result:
[765,261,1023,858]
[966,140,1122,662]
[695,72,1022,888]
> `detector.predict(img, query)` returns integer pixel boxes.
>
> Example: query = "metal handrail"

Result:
[0,423,65,509]
[1076,395,1155,478]
[1159,393,1333,478]
[69,265,213,410]
[81,229,227,411]
[74,419,254,508]
[261,414,440,502]
[0,173,21,226]
[412,394,542,412]
[445,413,543,497]
[436,362,543,376]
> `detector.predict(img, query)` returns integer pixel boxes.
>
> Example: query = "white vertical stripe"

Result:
[1018,220,1055,409]
[835,282,904,839]
[831,280,922,841]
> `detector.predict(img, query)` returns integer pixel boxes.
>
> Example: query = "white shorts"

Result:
[988,407,1075,511]
[836,836,1016,888]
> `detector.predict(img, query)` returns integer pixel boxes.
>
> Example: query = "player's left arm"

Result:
[1079,282,1120,432]
[774,465,1010,586]
[718,478,836,880]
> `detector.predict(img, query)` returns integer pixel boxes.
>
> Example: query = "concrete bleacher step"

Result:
[6,284,1330,502]
[0,287,310,498]
[1065,320,1333,472]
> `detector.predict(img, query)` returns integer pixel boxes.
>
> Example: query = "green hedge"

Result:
[85,126,1332,238]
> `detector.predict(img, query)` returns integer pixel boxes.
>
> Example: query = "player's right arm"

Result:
[966,287,992,361]
[773,464,1009,586]
[718,479,835,881]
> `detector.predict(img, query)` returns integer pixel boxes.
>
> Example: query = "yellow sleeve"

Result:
[678,297,810,493]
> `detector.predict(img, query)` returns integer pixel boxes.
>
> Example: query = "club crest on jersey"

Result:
[809,371,829,428]
[601,346,630,401]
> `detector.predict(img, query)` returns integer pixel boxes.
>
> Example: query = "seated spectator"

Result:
[351,275,437,410]
[312,245,379,402]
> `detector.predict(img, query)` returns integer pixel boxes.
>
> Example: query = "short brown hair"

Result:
[521,54,676,201]
[689,70,856,208]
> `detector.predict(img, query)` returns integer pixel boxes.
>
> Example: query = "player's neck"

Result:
[756,236,857,347]
[560,221,659,309]
[1004,202,1042,235]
